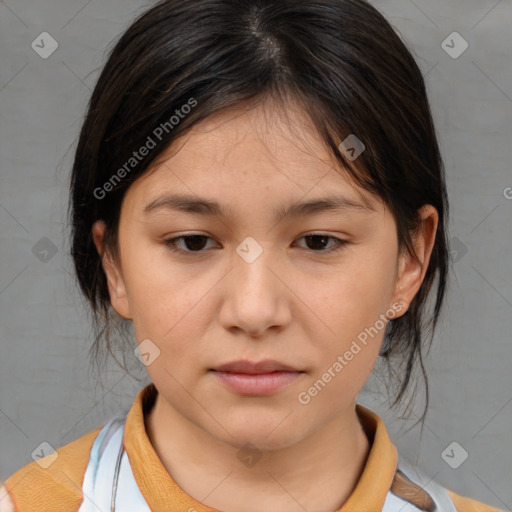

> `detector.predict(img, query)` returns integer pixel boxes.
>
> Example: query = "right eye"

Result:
[163,234,219,254]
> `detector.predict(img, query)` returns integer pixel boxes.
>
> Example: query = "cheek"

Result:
[122,246,216,359]
[298,303,385,414]
[300,259,394,339]
[295,255,393,392]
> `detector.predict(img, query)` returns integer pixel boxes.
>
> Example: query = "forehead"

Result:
[125,100,382,213]
[159,101,333,170]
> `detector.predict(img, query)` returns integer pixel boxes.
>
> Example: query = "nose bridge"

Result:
[234,235,277,298]
[219,235,290,335]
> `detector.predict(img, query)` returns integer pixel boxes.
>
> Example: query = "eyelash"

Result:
[163,233,349,256]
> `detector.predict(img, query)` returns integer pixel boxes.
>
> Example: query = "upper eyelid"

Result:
[166,231,344,241]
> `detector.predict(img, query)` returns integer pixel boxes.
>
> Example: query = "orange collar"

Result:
[123,383,397,512]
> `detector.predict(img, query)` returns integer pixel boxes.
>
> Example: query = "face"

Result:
[93,100,437,450]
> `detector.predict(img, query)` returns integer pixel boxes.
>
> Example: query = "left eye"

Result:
[163,233,348,254]
[294,234,348,252]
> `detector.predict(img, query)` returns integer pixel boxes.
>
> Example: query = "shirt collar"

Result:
[123,383,397,512]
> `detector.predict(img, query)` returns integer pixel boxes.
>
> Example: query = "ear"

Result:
[91,220,132,320]
[391,205,438,318]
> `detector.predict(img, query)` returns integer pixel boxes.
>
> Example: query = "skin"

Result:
[0,483,14,512]
[92,99,438,512]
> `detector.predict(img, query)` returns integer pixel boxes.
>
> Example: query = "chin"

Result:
[214,414,307,452]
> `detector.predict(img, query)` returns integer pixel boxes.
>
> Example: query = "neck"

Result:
[145,391,371,512]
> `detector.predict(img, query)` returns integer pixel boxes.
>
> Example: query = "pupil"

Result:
[306,235,328,250]
[186,235,207,251]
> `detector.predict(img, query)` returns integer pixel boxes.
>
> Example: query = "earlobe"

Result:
[91,220,132,320]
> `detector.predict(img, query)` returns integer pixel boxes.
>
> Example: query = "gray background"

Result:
[1,0,511,509]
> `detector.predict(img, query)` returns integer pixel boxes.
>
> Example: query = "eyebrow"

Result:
[143,193,376,220]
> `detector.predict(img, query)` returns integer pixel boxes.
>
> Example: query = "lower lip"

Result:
[210,371,303,396]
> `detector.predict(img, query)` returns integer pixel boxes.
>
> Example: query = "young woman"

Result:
[1,0,507,511]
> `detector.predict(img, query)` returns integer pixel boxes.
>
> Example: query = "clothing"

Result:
[3,384,506,512]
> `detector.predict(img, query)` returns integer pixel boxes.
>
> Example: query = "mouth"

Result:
[210,359,303,374]
[209,359,305,396]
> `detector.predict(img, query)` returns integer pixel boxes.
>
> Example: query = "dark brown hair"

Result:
[68,0,451,427]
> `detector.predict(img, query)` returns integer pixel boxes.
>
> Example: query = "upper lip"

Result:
[211,359,302,374]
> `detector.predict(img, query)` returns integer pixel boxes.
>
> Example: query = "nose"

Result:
[218,240,291,337]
